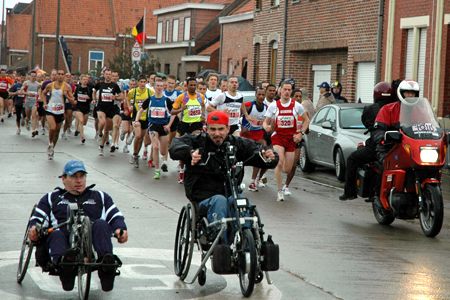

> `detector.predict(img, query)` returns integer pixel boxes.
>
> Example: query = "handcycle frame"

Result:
[174,143,276,297]
[17,184,122,300]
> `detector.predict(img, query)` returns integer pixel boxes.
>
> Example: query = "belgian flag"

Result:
[132,17,144,44]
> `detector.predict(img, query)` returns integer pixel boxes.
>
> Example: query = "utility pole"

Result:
[55,0,61,69]
[31,0,37,67]
[1,0,5,65]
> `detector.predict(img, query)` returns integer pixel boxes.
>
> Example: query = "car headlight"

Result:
[420,146,439,163]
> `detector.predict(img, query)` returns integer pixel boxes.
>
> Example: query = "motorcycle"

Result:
[356,97,448,237]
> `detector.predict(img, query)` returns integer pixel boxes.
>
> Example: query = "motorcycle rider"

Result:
[371,79,420,208]
[331,81,348,103]
[339,81,397,200]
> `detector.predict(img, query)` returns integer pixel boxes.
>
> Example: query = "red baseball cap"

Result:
[207,110,229,126]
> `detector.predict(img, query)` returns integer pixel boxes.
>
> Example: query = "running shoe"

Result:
[61,132,67,140]
[105,135,110,145]
[99,146,104,156]
[277,190,284,202]
[120,132,125,141]
[26,121,30,131]
[154,170,161,179]
[142,149,148,160]
[161,162,168,172]
[31,130,38,138]
[148,160,155,168]
[7,112,12,118]
[126,133,135,145]
[248,182,258,192]
[16,128,20,135]
[74,130,79,137]
[0,116,3,123]
[261,173,268,184]
[81,136,85,144]
[110,144,116,153]
[123,145,129,153]
[257,178,266,188]
[283,185,291,196]
[67,127,72,134]
[41,128,45,135]
[95,132,99,139]
[47,145,54,160]
[21,119,25,127]
[129,155,134,164]
[178,172,184,184]
[133,155,139,168]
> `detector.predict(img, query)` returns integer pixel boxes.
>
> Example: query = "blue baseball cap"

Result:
[317,82,330,89]
[61,160,87,177]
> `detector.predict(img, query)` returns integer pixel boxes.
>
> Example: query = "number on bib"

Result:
[277,116,294,128]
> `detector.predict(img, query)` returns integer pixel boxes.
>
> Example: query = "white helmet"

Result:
[397,79,420,106]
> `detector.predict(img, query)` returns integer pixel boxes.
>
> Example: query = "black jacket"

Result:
[169,133,279,202]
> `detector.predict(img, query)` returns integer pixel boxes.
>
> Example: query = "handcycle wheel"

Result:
[237,229,256,297]
[78,216,92,300]
[17,204,36,283]
[174,203,195,280]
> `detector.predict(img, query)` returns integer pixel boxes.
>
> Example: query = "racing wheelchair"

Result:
[17,184,122,300]
[174,143,279,297]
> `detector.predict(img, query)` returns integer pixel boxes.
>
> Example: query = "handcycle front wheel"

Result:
[174,203,195,280]
[78,216,92,300]
[17,204,37,284]
[237,229,257,297]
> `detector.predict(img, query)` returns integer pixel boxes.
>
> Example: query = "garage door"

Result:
[312,65,331,105]
[356,62,375,103]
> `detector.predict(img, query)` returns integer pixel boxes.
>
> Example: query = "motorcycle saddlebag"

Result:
[356,165,375,198]
[261,240,279,271]
[212,244,234,274]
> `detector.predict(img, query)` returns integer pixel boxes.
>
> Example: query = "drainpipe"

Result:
[432,0,444,115]
[384,0,396,83]
[31,0,37,67]
[55,0,61,69]
[281,0,288,79]
[219,23,223,73]
[375,0,385,84]
[41,37,44,69]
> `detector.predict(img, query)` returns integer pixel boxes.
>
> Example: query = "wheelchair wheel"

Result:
[78,216,92,300]
[17,205,36,283]
[237,229,256,297]
[174,203,195,280]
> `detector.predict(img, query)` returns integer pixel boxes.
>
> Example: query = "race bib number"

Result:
[188,105,201,118]
[251,117,265,127]
[0,83,7,89]
[78,94,88,102]
[228,107,240,121]
[150,107,165,118]
[277,116,294,128]
[51,103,64,112]
[101,93,113,102]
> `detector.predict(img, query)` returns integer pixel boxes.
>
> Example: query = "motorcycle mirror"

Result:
[385,131,402,143]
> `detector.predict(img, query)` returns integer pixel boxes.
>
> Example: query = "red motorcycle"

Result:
[356,97,447,237]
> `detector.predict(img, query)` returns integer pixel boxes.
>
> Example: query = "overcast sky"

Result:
[1,0,32,23]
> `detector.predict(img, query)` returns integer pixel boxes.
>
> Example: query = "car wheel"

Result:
[299,143,316,173]
[335,148,346,181]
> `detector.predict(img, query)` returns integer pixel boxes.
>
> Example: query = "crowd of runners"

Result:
[0,68,328,202]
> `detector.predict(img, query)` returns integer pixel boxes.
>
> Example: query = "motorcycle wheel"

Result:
[372,201,395,225]
[419,184,443,237]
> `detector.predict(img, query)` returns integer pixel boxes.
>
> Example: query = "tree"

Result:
[108,28,159,79]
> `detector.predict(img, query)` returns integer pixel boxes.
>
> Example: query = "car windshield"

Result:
[400,97,443,140]
[340,108,365,129]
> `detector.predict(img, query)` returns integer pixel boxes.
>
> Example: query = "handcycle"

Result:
[174,143,279,297]
[17,184,122,300]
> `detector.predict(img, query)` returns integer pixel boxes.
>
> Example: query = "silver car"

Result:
[299,103,368,181]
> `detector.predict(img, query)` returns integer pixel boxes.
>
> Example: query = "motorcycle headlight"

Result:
[420,146,439,163]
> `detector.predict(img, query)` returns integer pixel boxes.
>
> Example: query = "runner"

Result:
[197,82,207,96]
[73,74,93,144]
[263,80,310,201]
[93,69,123,156]
[8,72,26,135]
[38,73,51,135]
[134,79,173,178]
[146,72,157,90]
[6,71,15,118]
[241,88,268,192]
[170,77,205,183]
[61,73,76,140]
[121,79,136,153]
[219,78,228,93]
[41,70,76,160]
[126,74,154,167]
[40,70,57,136]
[163,75,182,163]
[0,69,14,123]
[19,71,41,137]
[110,71,126,152]
[260,83,278,184]
[204,73,221,120]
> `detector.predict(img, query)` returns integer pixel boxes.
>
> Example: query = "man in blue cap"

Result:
[28,160,128,293]
[315,82,335,112]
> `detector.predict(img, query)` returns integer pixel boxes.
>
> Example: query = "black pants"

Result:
[343,145,376,196]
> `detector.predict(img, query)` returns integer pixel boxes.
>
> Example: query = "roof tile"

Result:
[197,41,220,55]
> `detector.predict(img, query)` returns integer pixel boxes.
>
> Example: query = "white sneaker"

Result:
[41,128,45,135]
[95,132,99,139]
[61,132,67,140]
[26,122,30,131]
[16,128,20,135]
[129,155,134,164]
[67,127,72,134]
[120,132,125,141]
[257,178,266,188]
[123,145,129,153]
[283,185,291,196]
[98,146,104,156]
[47,145,54,160]
[277,190,284,202]
[142,149,148,160]
[127,133,135,145]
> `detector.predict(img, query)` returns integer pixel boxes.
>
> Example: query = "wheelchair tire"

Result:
[174,203,195,280]
[78,216,92,300]
[17,204,36,284]
[237,229,256,297]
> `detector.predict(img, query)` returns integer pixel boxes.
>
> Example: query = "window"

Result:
[242,58,248,79]
[270,41,278,84]
[405,28,427,89]
[228,59,233,75]
[177,63,182,80]
[157,22,163,43]
[166,20,170,42]
[254,44,260,84]
[324,108,336,128]
[270,0,280,6]
[256,0,262,9]
[184,17,191,41]
[89,51,104,72]
[313,107,329,124]
[164,63,170,75]
[173,19,179,42]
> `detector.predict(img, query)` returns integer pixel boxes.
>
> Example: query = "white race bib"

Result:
[150,107,165,118]
[277,116,294,128]
[188,105,201,118]
[51,103,64,112]
[101,93,113,102]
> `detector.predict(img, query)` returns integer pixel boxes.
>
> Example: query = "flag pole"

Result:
[142,8,146,55]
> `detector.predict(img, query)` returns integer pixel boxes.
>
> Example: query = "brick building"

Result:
[381,0,450,118]
[253,0,380,104]
[5,2,32,70]
[218,0,253,81]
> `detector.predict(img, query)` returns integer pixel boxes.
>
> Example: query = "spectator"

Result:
[315,82,335,112]
[300,88,315,119]
[331,81,348,103]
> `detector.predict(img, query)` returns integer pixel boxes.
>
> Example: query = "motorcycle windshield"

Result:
[399,97,443,140]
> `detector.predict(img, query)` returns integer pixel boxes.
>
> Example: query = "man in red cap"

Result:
[169,110,278,242]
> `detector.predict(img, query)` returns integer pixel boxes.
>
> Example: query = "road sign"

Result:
[132,41,140,48]
[132,42,141,62]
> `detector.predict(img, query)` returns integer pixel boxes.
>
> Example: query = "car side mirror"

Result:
[385,131,402,143]
[321,121,333,130]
